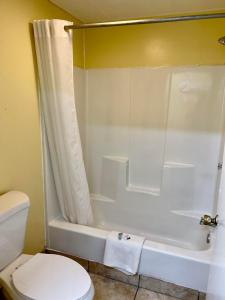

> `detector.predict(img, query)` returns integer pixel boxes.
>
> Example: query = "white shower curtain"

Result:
[33,19,93,225]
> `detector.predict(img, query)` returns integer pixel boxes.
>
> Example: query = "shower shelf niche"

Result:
[99,155,160,201]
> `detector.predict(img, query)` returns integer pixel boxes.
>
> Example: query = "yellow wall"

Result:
[84,16,225,68]
[0,0,83,254]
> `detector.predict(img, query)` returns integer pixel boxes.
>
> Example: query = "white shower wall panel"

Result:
[86,68,170,194]
[165,67,225,212]
[129,68,170,190]
[86,69,131,194]
[72,66,225,244]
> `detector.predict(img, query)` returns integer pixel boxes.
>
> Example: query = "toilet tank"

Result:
[0,191,30,270]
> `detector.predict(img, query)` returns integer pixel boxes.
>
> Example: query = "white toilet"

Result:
[0,191,94,300]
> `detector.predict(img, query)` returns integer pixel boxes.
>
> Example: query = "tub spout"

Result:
[200,214,218,227]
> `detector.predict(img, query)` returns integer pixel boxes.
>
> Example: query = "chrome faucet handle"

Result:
[200,214,218,227]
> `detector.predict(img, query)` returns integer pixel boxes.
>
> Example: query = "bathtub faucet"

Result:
[200,214,218,227]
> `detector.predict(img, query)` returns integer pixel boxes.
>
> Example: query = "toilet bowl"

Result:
[0,191,94,300]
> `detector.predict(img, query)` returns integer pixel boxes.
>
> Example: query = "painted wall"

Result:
[84,17,225,68]
[0,0,83,254]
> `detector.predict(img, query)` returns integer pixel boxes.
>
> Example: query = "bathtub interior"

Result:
[45,65,225,252]
[93,197,211,251]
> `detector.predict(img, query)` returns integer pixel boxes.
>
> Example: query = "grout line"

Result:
[89,268,140,289]
[137,275,141,287]
[134,276,141,300]
[134,286,139,300]
[89,270,136,286]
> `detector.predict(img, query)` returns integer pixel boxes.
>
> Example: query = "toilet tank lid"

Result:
[0,191,30,223]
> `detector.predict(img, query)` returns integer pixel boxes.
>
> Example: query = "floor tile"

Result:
[139,276,198,300]
[199,293,206,300]
[135,288,179,300]
[90,273,137,300]
[89,261,139,286]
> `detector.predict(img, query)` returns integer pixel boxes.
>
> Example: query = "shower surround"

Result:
[46,65,225,291]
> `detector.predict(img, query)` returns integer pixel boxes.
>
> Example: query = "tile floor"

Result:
[91,273,180,300]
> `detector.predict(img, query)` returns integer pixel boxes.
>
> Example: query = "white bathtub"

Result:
[48,216,212,293]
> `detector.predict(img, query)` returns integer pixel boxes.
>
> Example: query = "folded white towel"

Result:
[103,231,145,275]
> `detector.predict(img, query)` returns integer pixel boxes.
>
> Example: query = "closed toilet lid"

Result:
[12,253,92,300]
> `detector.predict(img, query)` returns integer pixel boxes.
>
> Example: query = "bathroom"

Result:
[1,0,225,299]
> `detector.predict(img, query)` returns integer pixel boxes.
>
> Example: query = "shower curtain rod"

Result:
[64,12,225,30]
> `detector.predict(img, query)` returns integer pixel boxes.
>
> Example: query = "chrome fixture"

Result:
[64,12,225,30]
[206,233,211,244]
[118,232,131,240]
[118,232,123,240]
[200,214,218,227]
[218,36,225,45]
[218,162,223,169]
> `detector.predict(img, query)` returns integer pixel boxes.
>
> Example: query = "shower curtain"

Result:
[33,19,93,225]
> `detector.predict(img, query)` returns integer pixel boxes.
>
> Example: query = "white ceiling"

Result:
[50,0,225,22]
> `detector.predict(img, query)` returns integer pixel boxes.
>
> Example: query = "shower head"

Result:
[218,36,225,45]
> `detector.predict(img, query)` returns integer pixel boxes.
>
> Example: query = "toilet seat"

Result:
[12,253,92,300]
